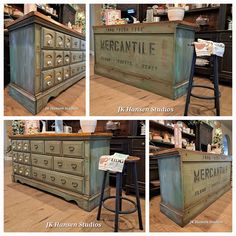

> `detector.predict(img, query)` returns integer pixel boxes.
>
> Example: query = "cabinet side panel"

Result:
[10,25,35,94]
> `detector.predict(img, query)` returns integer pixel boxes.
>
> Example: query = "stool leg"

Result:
[115,172,121,232]
[184,50,196,116]
[97,171,107,221]
[213,55,220,116]
[119,173,122,211]
[132,163,143,230]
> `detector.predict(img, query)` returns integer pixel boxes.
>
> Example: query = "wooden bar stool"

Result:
[184,47,221,116]
[97,156,143,232]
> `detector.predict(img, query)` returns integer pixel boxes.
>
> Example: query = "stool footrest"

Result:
[102,196,137,214]
[190,85,221,100]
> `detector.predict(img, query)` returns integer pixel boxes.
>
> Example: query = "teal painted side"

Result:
[158,156,183,211]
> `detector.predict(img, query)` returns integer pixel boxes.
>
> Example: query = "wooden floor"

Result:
[4,79,85,116]
[90,56,232,116]
[150,192,232,232]
[4,160,145,232]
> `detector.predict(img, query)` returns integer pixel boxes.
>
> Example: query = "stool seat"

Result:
[125,156,140,163]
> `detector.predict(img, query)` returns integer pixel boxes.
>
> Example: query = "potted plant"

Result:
[167,4,185,21]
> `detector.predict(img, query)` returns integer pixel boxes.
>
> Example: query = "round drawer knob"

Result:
[51,176,55,181]
[65,74,69,78]
[57,59,62,64]
[72,182,78,188]
[47,61,52,65]
[58,41,63,46]
[47,81,52,86]
[57,77,62,81]
[61,179,66,184]
[65,58,69,62]
[25,172,29,176]
[47,40,52,45]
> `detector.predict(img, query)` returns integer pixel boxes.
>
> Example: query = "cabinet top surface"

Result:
[7,11,84,38]
[155,148,232,161]
[93,20,197,30]
[10,133,112,139]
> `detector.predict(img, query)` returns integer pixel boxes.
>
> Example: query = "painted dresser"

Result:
[10,133,111,211]
[157,148,232,227]
[7,12,85,114]
[93,21,196,99]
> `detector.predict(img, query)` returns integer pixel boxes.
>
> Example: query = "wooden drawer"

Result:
[13,163,19,174]
[54,156,84,176]
[12,140,17,150]
[42,27,55,48]
[16,140,23,151]
[42,69,54,91]
[18,164,25,175]
[54,172,84,193]
[24,153,31,165]
[18,152,24,163]
[32,167,46,181]
[71,37,80,50]
[219,32,232,42]
[71,51,83,63]
[81,40,85,50]
[31,141,44,154]
[70,62,85,77]
[55,51,63,67]
[64,51,70,65]
[63,66,70,80]
[64,35,71,49]
[12,151,18,162]
[42,50,54,69]
[54,68,63,84]
[32,154,53,170]
[132,139,145,149]
[45,141,61,155]
[62,141,84,158]
[22,140,30,152]
[55,31,64,49]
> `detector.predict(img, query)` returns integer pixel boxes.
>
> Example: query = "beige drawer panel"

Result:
[18,164,25,175]
[71,37,80,49]
[70,62,85,77]
[55,173,84,193]
[64,51,70,65]
[24,165,31,177]
[42,69,55,91]
[55,51,63,67]
[64,35,71,49]
[22,140,30,152]
[63,66,70,80]
[54,68,63,85]
[42,50,54,69]
[62,141,84,158]
[12,140,17,150]
[16,140,23,151]
[55,32,64,49]
[12,151,18,162]
[18,152,24,164]
[42,28,55,48]
[81,40,86,50]
[71,51,83,63]
[54,156,84,176]
[31,141,44,154]
[32,167,46,181]
[45,141,61,155]
[24,153,31,165]
[32,154,53,170]
[13,163,19,174]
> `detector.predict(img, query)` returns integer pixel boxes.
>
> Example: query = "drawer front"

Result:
[42,70,55,91]
[82,52,86,61]
[18,152,24,164]
[24,153,31,165]
[81,40,86,50]
[13,163,19,174]
[55,32,64,49]
[16,140,23,151]
[63,66,70,80]
[24,165,31,177]
[42,28,55,48]
[65,35,71,49]
[31,141,44,154]
[71,37,80,50]
[80,62,85,72]
[62,141,84,158]
[12,151,18,162]
[71,51,83,63]
[42,50,54,69]
[12,140,17,150]
[18,164,25,175]
[32,167,46,181]
[64,51,70,64]
[54,68,63,84]
[70,62,85,77]
[45,141,61,155]
[55,173,84,193]
[22,140,30,152]
[55,51,63,67]
[32,154,53,170]
[54,156,84,176]
[132,139,145,149]
[219,32,232,42]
